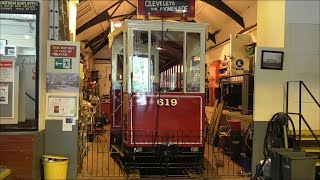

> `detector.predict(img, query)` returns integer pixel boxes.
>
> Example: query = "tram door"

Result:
[111,54,123,128]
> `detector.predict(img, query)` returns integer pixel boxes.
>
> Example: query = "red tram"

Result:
[108,20,208,172]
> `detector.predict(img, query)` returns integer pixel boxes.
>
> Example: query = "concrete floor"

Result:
[78,126,249,179]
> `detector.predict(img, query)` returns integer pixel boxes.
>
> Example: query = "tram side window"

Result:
[186,33,201,92]
[132,31,149,92]
[117,54,123,81]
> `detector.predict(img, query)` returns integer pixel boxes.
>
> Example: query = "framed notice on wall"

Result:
[48,96,77,117]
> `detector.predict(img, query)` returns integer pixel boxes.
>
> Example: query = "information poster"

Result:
[0,60,15,119]
[0,83,9,104]
[48,96,77,117]
[0,61,14,82]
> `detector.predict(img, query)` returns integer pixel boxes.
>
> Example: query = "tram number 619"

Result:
[157,98,178,107]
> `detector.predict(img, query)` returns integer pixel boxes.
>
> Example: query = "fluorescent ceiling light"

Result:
[24,35,32,39]
[114,22,122,28]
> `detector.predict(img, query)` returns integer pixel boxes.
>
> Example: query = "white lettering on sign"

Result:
[50,45,76,57]
[145,0,175,7]
[144,0,189,13]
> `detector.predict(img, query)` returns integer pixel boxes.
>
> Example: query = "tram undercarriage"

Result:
[110,143,204,177]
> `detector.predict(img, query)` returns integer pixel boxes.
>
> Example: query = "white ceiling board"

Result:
[196,1,228,33]
[76,1,95,28]
[91,0,116,14]
[109,2,136,17]
[223,0,257,15]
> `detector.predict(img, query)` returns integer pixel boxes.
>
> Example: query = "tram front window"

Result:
[131,30,187,93]
[152,31,184,93]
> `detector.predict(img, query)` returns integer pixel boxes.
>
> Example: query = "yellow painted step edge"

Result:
[303,147,320,152]
[0,168,11,179]
[316,162,320,167]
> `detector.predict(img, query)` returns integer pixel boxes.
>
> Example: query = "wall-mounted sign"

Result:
[0,61,14,82]
[47,41,80,74]
[48,96,77,117]
[54,58,72,69]
[50,45,76,57]
[235,59,244,70]
[4,46,16,57]
[138,0,195,17]
[0,1,38,14]
[0,83,9,104]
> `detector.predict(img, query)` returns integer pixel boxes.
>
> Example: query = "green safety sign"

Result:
[54,58,72,69]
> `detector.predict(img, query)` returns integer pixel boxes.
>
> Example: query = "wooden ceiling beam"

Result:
[76,0,124,35]
[208,29,221,44]
[192,19,221,44]
[85,13,134,49]
[201,0,245,28]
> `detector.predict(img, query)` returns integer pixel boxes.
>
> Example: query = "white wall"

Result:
[285,1,320,130]
[38,0,50,130]
[285,1,320,24]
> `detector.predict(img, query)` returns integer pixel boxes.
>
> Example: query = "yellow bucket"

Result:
[42,155,68,180]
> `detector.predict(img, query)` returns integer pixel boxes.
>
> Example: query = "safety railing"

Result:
[78,128,251,178]
[286,80,320,148]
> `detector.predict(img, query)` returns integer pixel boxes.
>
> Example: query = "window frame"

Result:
[0,1,40,131]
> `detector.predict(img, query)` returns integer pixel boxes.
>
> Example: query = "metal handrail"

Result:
[25,93,36,102]
[286,80,320,148]
[301,81,320,107]
[287,113,320,147]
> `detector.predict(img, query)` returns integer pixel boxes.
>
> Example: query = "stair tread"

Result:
[300,137,320,140]
[303,147,320,152]
[290,130,320,136]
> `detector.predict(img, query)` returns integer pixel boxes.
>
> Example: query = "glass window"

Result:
[186,33,201,92]
[151,31,184,92]
[0,3,39,131]
[116,54,123,81]
[132,31,149,92]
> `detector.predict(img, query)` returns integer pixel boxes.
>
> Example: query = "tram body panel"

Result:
[123,93,205,147]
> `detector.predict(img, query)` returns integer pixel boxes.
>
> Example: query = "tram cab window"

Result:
[152,31,184,93]
[131,30,200,93]
[186,33,201,92]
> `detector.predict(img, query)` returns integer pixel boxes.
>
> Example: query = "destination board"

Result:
[138,0,195,17]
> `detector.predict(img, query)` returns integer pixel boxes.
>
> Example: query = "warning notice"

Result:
[0,1,38,14]
[50,45,76,58]
[0,61,14,82]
